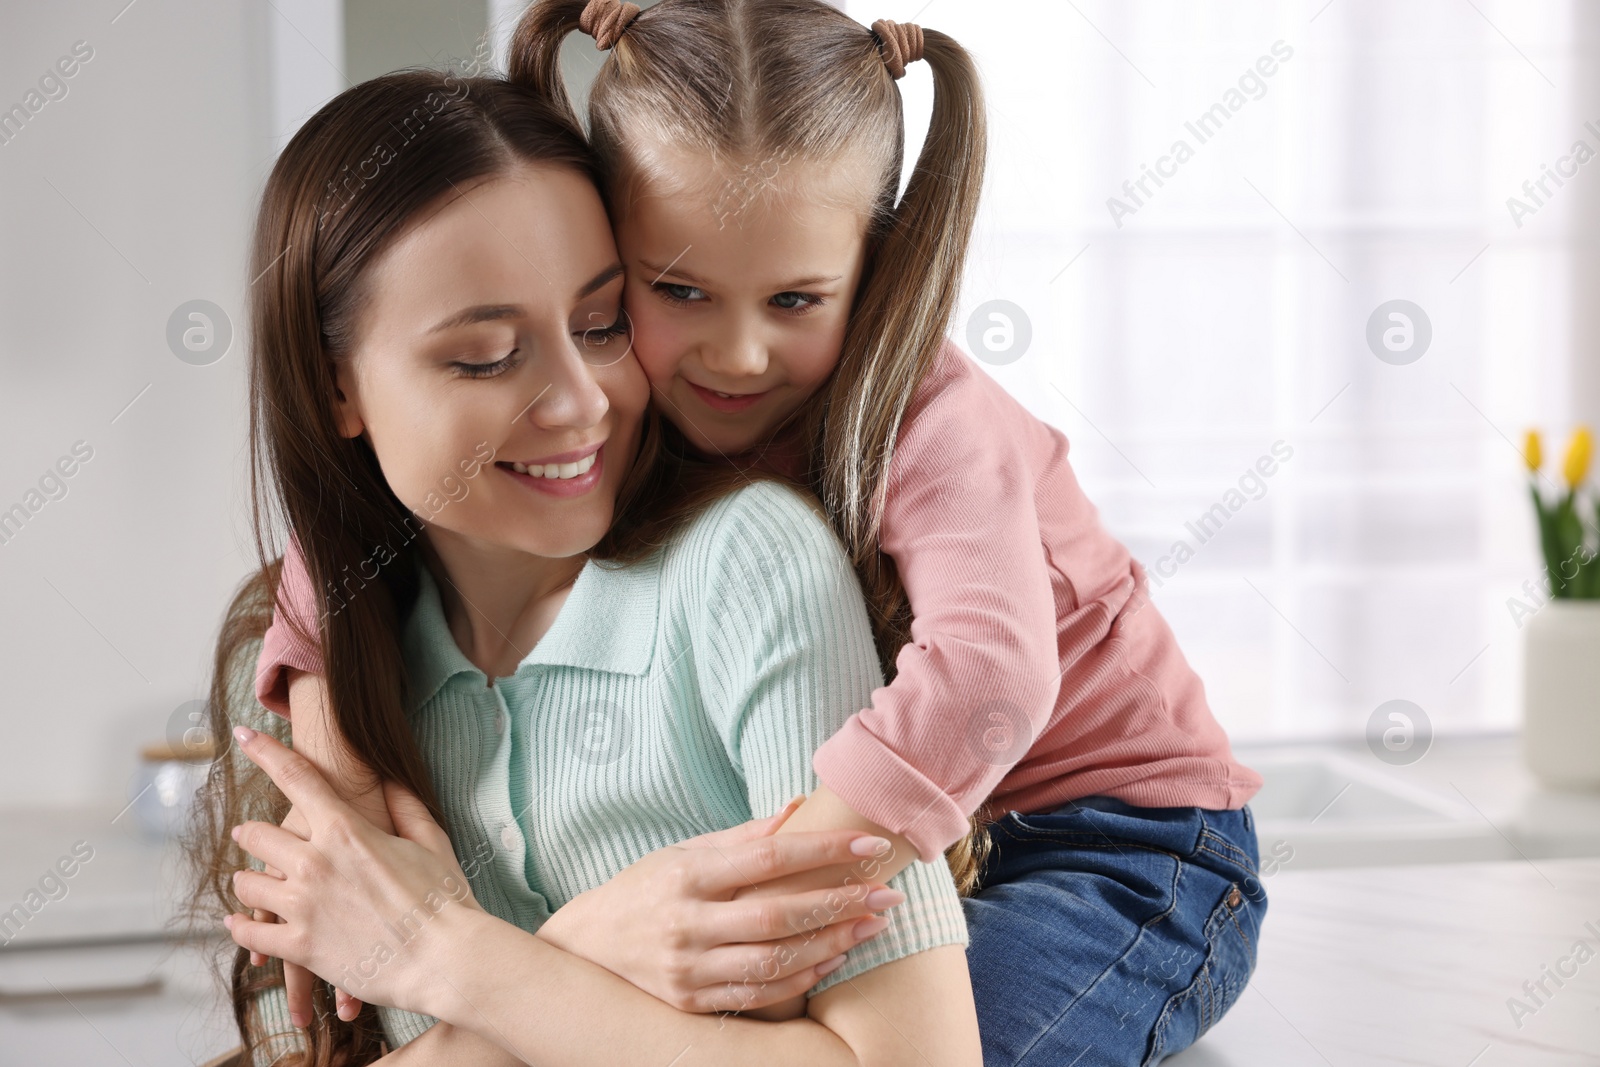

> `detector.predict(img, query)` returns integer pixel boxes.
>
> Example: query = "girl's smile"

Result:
[686,381,771,413]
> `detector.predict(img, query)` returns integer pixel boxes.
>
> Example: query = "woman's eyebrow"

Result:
[426,304,523,334]
[424,265,622,335]
[578,262,626,298]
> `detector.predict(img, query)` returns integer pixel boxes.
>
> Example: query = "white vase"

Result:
[1522,599,1600,790]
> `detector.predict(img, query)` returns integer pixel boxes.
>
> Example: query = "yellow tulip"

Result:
[1563,426,1593,488]
[1524,429,1542,472]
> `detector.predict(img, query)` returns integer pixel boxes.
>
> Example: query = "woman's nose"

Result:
[524,345,610,429]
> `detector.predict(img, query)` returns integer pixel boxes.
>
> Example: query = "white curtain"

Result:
[864,0,1580,741]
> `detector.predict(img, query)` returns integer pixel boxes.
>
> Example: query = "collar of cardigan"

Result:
[401,552,663,711]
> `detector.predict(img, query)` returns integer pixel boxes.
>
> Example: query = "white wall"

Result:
[0,1,321,808]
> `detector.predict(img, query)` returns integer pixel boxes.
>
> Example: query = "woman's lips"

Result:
[497,445,604,498]
[687,380,769,413]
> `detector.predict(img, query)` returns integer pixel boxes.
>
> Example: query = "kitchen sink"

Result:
[1245,748,1527,870]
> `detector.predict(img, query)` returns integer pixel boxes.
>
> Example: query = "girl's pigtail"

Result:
[810,27,987,679]
[506,0,593,128]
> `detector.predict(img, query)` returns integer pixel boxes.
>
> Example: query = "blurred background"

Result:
[1,1,1596,1064]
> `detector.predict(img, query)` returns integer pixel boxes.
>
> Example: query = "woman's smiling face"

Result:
[332,160,646,561]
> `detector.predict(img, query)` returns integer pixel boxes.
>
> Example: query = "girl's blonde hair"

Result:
[510,0,993,892]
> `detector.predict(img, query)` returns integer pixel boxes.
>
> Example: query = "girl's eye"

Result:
[453,350,520,379]
[654,282,706,305]
[771,291,823,314]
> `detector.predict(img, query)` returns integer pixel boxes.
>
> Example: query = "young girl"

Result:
[256,0,1267,1063]
[198,68,978,1066]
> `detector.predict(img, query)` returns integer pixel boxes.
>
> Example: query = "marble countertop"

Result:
[1167,858,1600,1066]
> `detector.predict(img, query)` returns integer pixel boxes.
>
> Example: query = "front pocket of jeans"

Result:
[1142,882,1259,1065]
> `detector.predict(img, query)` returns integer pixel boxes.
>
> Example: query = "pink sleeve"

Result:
[253,537,327,718]
[810,349,1062,862]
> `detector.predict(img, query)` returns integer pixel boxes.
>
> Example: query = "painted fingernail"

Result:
[849,835,891,856]
[864,888,905,909]
[816,953,848,976]
[852,914,890,939]
[233,725,257,745]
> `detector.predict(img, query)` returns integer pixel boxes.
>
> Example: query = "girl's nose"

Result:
[701,325,768,379]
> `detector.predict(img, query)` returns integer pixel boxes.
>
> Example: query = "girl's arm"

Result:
[246,670,399,1044]
[259,539,393,828]
[248,538,396,1029]
[283,669,394,830]
[810,349,1063,862]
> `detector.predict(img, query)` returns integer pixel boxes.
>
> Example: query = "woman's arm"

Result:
[374,1021,525,1065]
[225,729,982,1067]
[439,918,977,1067]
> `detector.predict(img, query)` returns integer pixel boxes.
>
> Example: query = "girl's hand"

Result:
[533,797,903,1013]
[222,726,482,1017]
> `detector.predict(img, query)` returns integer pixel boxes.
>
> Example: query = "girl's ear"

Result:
[333,364,365,439]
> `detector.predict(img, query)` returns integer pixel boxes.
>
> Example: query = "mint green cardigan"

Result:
[248,481,967,1058]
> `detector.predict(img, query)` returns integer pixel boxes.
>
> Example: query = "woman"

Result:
[187,69,976,1065]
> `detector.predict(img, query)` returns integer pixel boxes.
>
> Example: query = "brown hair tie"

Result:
[871,18,924,79]
[580,0,640,50]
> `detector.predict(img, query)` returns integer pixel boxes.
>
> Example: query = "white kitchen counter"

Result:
[1167,858,1600,1065]
[0,804,235,1066]
[2,735,1596,1065]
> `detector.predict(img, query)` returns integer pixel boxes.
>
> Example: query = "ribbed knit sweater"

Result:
[249,482,967,1058]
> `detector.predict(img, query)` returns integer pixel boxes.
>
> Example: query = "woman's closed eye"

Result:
[577,308,631,344]
[452,350,522,379]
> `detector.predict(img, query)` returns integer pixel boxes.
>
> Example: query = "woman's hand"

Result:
[250,796,393,1028]
[534,797,904,1014]
[223,726,483,1018]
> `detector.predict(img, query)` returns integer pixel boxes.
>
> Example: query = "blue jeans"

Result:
[961,797,1266,1066]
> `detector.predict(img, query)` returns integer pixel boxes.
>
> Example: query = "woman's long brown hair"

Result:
[184,68,760,1065]
[509,0,994,892]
